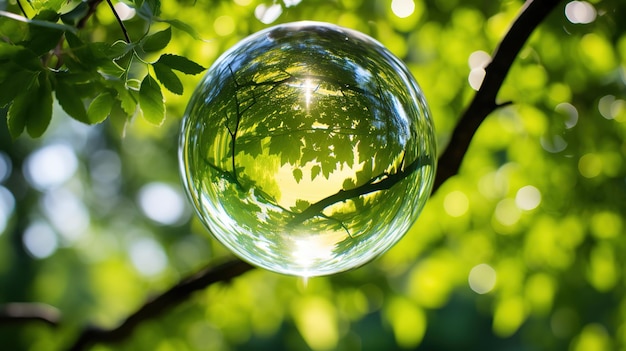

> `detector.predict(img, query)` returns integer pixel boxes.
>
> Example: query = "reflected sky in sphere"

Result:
[179,21,436,276]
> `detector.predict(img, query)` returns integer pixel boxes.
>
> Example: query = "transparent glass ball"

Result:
[179,21,436,277]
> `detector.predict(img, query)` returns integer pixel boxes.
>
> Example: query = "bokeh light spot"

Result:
[494,199,521,227]
[468,67,486,90]
[24,144,78,190]
[214,15,235,37]
[443,190,469,217]
[0,152,11,183]
[590,211,622,239]
[468,50,490,69]
[555,102,578,129]
[468,263,496,294]
[391,0,415,18]
[23,221,58,259]
[515,185,541,211]
[540,134,568,153]
[292,297,339,351]
[254,3,282,24]
[565,1,596,24]
[90,150,122,184]
[578,153,602,178]
[113,2,136,21]
[571,324,611,351]
[42,189,90,244]
[129,237,168,277]
[138,183,187,225]
[0,186,15,235]
[385,297,426,348]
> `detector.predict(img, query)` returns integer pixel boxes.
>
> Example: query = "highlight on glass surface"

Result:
[179,21,436,276]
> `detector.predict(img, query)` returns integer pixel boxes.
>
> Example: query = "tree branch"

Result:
[4,1,564,349]
[291,154,434,224]
[0,303,61,327]
[432,0,563,192]
[66,260,253,351]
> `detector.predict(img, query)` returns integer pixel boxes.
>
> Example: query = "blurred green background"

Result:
[1,0,625,350]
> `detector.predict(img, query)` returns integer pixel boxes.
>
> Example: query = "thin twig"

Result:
[16,0,27,17]
[105,0,131,43]
[77,0,104,30]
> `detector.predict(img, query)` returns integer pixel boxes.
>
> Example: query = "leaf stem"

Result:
[16,0,27,17]
[105,0,131,43]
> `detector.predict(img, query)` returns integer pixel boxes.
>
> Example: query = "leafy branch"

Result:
[0,0,205,137]
[290,154,434,224]
[0,0,564,349]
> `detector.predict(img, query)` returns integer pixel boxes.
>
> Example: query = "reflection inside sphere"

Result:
[180,21,436,276]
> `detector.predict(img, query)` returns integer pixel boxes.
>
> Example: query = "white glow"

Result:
[515,185,542,211]
[254,3,282,24]
[130,237,168,276]
[468,68,486,91]
[114,2,136,21]
[565,1,596,24]
[555,102,578,129]
[292,236,335,274]
[24,144,78,190]
[303,78,315,109]
[42,189,90,243]
[0,152,11,182]
[391,0,415,18]
[138,183,186,225]
[468,50,490,69]
[0,186,15,235]
[468,263,496,294]
[23,221,58,259]
[283,0,302,7]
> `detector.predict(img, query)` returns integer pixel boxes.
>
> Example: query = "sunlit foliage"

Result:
[0,0,625,350]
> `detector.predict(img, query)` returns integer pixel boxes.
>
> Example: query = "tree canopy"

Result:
[0,0,625,350]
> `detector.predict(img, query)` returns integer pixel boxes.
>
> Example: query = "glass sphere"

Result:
[179,21,436,277]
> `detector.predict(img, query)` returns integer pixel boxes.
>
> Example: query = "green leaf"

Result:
[293,168,303,183]
[20,10,65,55]
[157,54,205,75]
[27,74,54,137]
[108,40,135,60]
[60,2,90,25]
[112,83,137,115]
[294,199,310,212]
[0,70,37,107]
[8,73,53,138]
[109,100,131,136]
[141,27,171,52]
[152,62,183,95]
[64,31,83,49]
[154,18,202,40]
[87,92,114,124]
[139,74,165,125]
[146,0,162,16]
[55,78,88,123]
[311,164,321,181]
[0,10,77,33]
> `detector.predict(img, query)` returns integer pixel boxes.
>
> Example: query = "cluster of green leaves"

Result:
[0,0,205,138]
